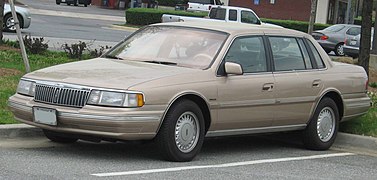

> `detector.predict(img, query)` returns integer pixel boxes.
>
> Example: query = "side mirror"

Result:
[225,62,243,75]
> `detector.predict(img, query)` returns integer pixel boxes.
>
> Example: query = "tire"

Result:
[303,97,339,150]
[84,4,88,7]
[56,0,61,5]
[74,0,78,6]
[155,99,205,162]
[3,14,23,32]
[43,129,78,143]
[334,43,345,56]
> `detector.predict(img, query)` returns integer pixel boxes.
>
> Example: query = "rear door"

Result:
[267,36,324,126]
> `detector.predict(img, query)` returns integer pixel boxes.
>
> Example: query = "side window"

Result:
[241,11,259,24]
[306,40,326,69]
[209,8,226,20]
[346,27,361,36]
[229,10,238,21]
[269,37,306,71]
[297,39,313,69]
[224,36,267,73]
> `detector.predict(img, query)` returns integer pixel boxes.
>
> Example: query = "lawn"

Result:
[0,46,76,124]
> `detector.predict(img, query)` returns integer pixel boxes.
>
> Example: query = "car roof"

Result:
[152,21,308,37]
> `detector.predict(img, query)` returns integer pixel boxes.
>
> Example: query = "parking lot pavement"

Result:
[1,134,377,179]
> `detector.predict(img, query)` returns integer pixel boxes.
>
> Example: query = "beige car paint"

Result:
[8,22,370,141]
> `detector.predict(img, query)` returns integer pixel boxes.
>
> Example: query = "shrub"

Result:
[62,41,87,59]
[125,8,207,25]
[89,45,112,58]
[261,18,330,32]
[23,35,49,54]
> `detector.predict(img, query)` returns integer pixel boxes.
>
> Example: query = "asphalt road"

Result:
[3,0,133,49]
[1,134,377,179]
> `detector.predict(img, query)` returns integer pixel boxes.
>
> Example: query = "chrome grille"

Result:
[34,84,90,107]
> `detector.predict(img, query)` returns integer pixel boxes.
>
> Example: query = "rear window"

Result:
[346,27,361,36]
[209,8,226,20]
[324,25,345,32]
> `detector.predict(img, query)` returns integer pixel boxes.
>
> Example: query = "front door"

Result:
[214,36,275,131]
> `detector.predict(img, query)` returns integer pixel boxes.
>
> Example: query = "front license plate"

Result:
[350,40,357,45]
[33,107,57,126]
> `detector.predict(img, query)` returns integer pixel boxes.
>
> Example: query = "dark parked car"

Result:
[312,24,361,56]
[56,0,91,7]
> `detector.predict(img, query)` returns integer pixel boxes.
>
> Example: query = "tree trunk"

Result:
[308,0,318,35]
[371,5,377,54]
[0,0,5,44]
[358,0,373,76]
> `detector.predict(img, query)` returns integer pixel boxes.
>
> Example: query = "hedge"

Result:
[125,8,207,25]
[158,0,187,7]
[261,18,330,32]
[125,8,331,32]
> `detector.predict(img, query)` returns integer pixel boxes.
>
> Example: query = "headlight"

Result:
[87,90,144,107]
[17,79,36,96]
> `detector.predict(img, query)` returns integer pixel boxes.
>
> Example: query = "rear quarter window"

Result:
[306,40,326,69]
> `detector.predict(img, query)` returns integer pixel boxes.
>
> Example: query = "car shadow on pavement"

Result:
[20,132,307,162]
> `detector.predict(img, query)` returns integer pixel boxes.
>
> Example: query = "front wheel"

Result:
[156,99,205,162]
[303,97,339,150]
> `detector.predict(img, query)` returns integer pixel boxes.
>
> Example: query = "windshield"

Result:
[106,26,227,69]
[324,25,345,32]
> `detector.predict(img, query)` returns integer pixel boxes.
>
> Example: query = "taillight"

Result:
[320,35,329,40]
[366,79,369,91]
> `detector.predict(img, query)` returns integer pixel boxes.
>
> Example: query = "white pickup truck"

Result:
[187,0,223,12]
[162,6,281,28]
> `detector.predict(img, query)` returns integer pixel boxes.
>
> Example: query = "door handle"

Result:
[312,79,321,87]
[262,83,274,91]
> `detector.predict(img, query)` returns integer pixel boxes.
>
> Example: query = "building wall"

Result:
[229,0,312,21]
[316,0,330,24]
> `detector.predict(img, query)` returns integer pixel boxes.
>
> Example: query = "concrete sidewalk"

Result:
[28,8,125,22]
[1,124,376,156]
[3,35,118,51]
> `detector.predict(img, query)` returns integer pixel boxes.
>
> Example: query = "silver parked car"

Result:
[344,28,374,58]
[8,22,370,162]
[312,24,361,56]
[3,3,32,32]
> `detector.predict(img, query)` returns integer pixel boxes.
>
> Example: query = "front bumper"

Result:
[8,94,166,140]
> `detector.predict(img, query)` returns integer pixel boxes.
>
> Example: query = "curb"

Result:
[333,132,377,155]
[0,124,43,138]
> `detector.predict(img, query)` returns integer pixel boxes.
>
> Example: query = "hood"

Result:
[24,58,200,90]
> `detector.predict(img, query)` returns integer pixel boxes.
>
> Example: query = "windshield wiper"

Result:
[105,55,124,60]
[144,60,177,66]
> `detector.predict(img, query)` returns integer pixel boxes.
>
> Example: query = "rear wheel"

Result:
[43,129,78,143]
[334,43,345,56]
[3,14,23,32]
[303,97,339,150]
[56,0,61,5]
[156,99,205,162]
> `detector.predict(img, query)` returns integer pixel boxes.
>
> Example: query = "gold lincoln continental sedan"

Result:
[8,22,370,162]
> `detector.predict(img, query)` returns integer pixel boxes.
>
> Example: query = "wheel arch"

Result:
[310,89,344,123]
[157,92,212,134]
[3,12,24,28]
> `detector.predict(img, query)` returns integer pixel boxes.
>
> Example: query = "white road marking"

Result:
[91,152,354,177]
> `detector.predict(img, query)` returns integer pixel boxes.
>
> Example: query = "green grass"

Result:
[0,47,76,124]
[340,92,377,137]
